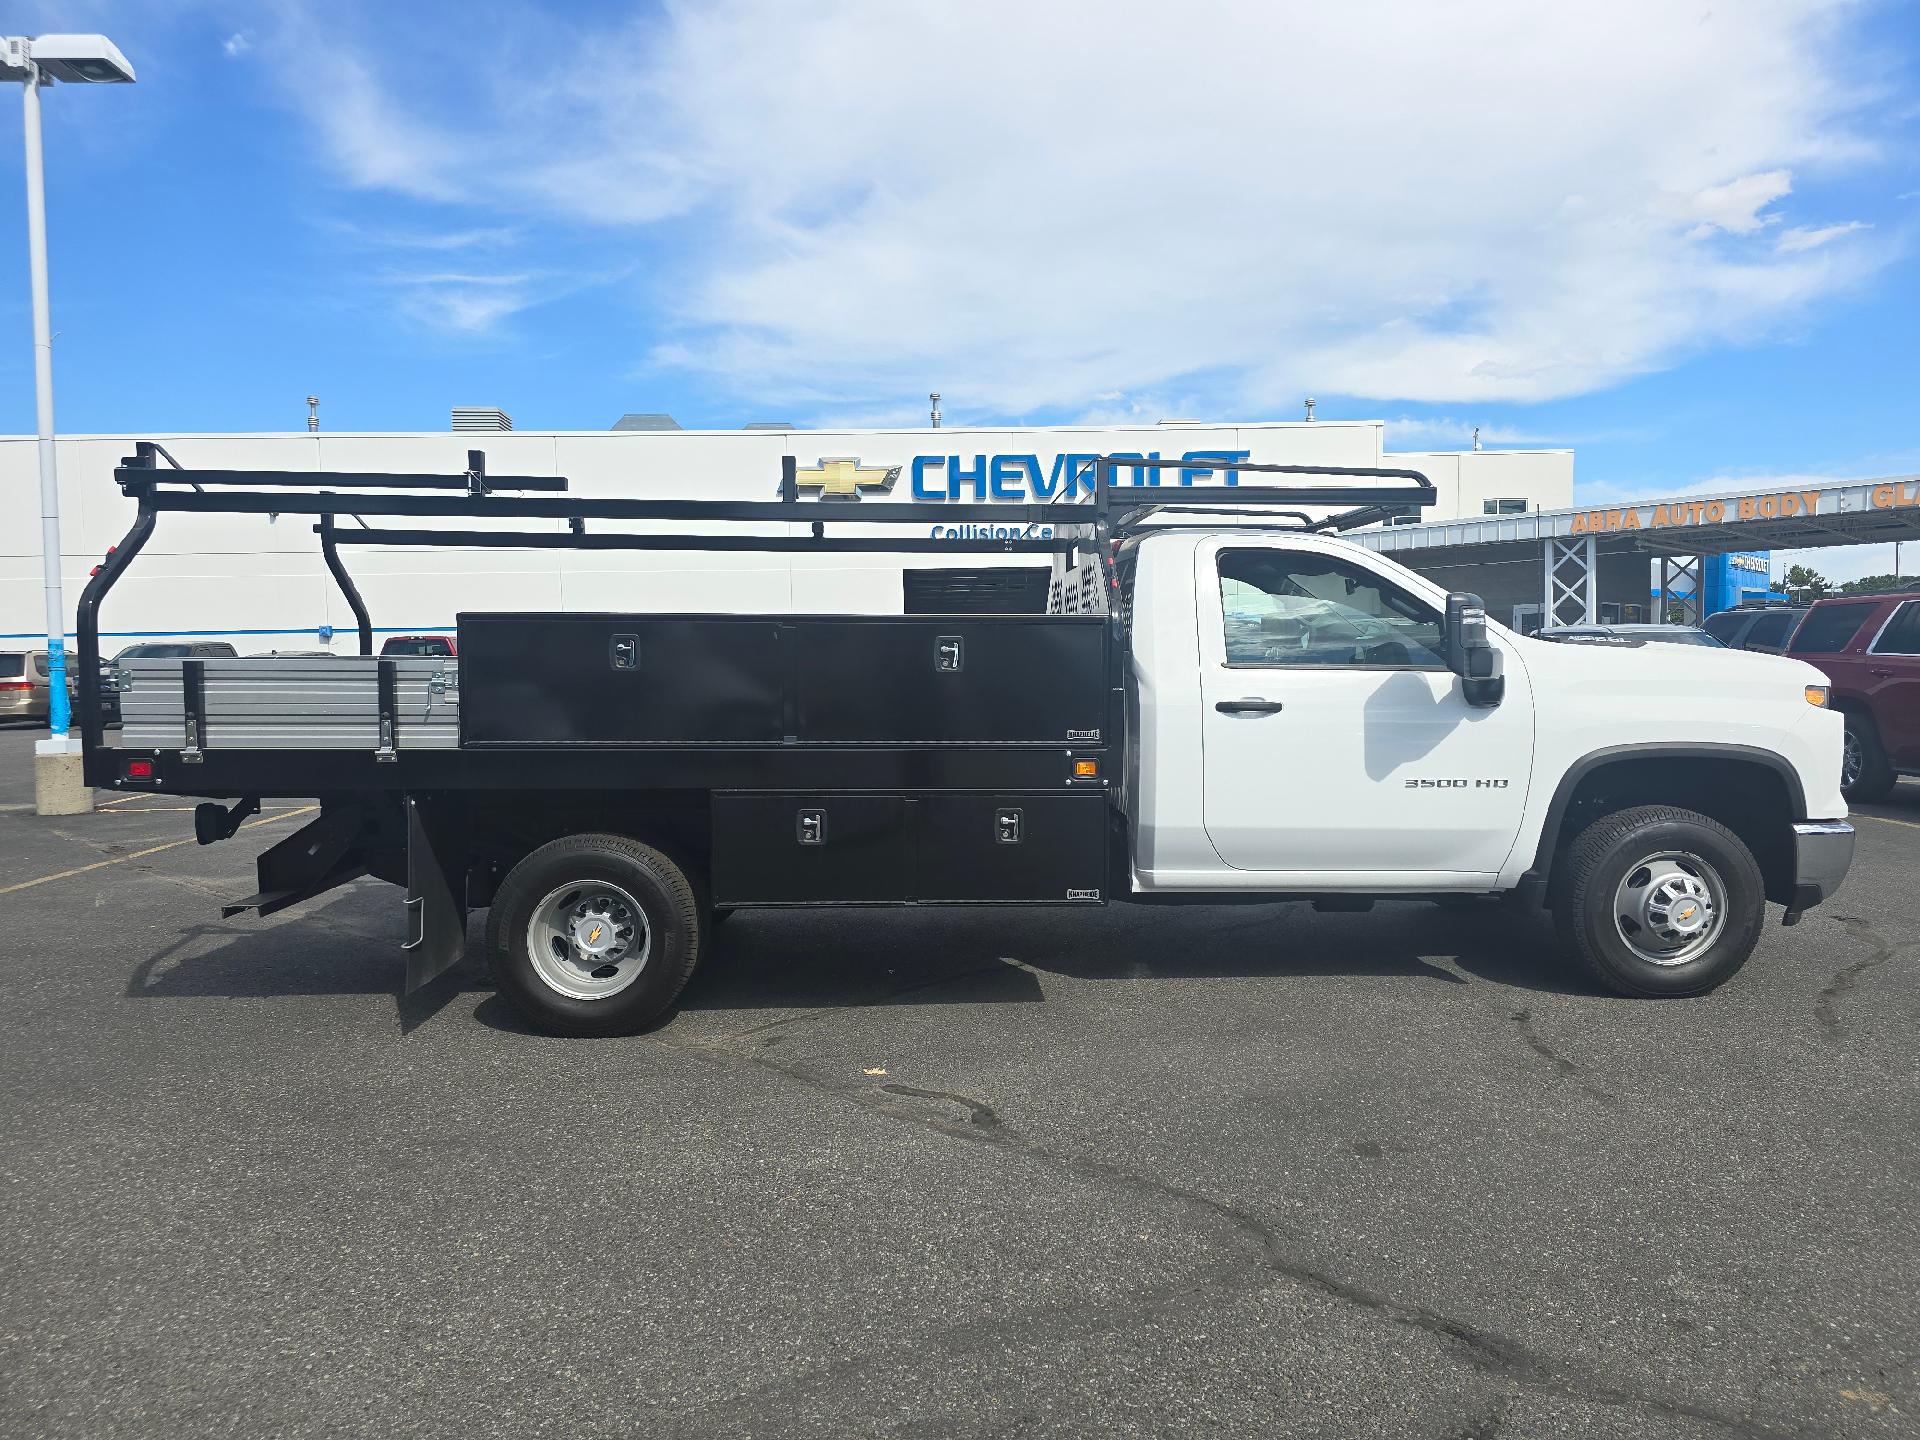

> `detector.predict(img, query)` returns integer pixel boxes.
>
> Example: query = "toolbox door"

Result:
[915,793,1107,901]
[460,615,783,744]
[712,794,912,904]
[794,619,1107,744]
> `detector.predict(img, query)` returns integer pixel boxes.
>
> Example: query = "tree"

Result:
[1840,573,1915,596]
[1782,564,1831,602]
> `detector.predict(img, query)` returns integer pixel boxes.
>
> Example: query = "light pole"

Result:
[1,35,134,815]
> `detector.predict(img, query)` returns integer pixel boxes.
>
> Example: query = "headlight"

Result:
[1804,684,1829,708]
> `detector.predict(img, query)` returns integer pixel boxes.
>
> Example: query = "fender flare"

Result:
[1525,742,1806,880]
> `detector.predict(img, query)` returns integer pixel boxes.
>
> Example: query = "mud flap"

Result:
[403,794,469,993]
[222,805,369,920]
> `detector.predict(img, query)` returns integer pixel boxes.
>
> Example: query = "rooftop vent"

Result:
[452,407,512,432]
[742,421,796,431]
[612,412,682,431]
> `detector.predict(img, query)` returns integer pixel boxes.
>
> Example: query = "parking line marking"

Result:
[1854,812,1920,832]
[0,805,317,896]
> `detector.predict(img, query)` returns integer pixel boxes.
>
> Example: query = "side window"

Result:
[1482,498,1527,515]
[1789,602,1877,655]
[1745,612,1792,650]
[1218,550,1446,668]
[33,653,50,677]
[1702,612,1742,644]
[1870,601,1920,656]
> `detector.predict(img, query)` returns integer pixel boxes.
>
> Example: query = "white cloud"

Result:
[222,32,251,58]
[1678,170,1794,237]
[381,272,535,335]
[1776,221,1869,252]
[263,0,1893,414]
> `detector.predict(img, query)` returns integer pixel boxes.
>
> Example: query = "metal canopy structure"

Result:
[1354,474,1920,625]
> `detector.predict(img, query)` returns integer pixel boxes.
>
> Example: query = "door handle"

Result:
[1871,668,1894,679]
[1214,698,1284,715]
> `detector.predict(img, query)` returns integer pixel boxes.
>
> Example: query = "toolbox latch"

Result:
[610,634,640,671]
[797,808,826,845]
[934,636,963,673]
[995,807,1023,844]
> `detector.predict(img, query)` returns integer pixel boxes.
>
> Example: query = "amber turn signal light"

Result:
[1804,685,1828,708]
[1072,757,1099,778]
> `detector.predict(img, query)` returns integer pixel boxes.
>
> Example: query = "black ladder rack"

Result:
[77,448,1434,754]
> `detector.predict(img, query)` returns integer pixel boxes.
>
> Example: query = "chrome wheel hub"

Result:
[1842,730,1862,788]
[1613,852,1726,967]
[527,882,651,1000]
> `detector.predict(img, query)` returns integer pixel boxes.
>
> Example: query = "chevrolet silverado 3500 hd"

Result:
[79,449,1855,1035]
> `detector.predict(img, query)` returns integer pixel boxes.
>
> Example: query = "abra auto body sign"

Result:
[1569,478,1920,535]
[1570,488,1825,534]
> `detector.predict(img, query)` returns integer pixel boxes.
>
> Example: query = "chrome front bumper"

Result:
[1787,820,1856,920]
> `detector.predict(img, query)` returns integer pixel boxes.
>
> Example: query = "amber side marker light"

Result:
[1073,757,1100,778]
[1804,685,1829,708]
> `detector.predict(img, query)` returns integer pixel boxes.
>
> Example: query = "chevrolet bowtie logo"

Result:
[795,457,901,498]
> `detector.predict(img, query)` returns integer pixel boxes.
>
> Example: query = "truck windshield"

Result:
[1218,551,1445,668]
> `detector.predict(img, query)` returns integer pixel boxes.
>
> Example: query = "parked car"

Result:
[380,634,456,657]
[99,640,239,724]
[1788,590,1920,800]
[1703,605,1808,654]
[1536,623,1726,648]
[0,650,55,723]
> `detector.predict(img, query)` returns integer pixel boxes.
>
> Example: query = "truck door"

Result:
[1864,599,1920,766]
[1196,538,1533,879]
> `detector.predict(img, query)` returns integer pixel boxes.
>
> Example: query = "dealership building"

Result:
[9,409,1915,651]
[0,416,1574,651]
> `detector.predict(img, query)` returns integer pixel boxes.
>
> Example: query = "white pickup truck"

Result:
[83,451,1856,1035]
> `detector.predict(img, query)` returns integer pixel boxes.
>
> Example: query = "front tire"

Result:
[487,834,703,1036]
[1552,806,1765,997]
[1841,711,1896,802]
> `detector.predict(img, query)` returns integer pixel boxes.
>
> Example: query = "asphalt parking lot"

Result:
[0,725,1915,1438]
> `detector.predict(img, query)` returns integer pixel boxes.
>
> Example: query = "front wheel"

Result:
[486,833,703,1036]
[1552,806,1765,997]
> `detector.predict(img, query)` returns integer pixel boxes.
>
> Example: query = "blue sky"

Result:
[0,2,1916,575]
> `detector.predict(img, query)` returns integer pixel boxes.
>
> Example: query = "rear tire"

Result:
[1552,806,1765,997]
[487,833,702,1036]
[1841,710,1896,802]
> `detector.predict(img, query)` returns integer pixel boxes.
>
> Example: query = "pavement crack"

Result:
[1508,1008,1580,1076]
[1816,915,1913,1038]
[663,1034,1790,1438]
[878,1083,1000,1127]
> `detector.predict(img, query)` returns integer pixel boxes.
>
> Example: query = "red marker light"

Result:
[125,759,154,780]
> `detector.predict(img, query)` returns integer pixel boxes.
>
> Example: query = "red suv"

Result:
[1788,590,1920,800]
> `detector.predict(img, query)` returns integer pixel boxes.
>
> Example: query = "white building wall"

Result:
[1388,449,1575,518]
[0,421,1570,651]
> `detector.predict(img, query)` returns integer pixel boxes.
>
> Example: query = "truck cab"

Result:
[1118,527,1850,996]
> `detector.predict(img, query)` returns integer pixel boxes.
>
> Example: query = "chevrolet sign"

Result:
[794,458,901,498]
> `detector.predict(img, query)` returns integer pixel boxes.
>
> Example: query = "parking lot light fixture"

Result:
[2,34,134,814]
